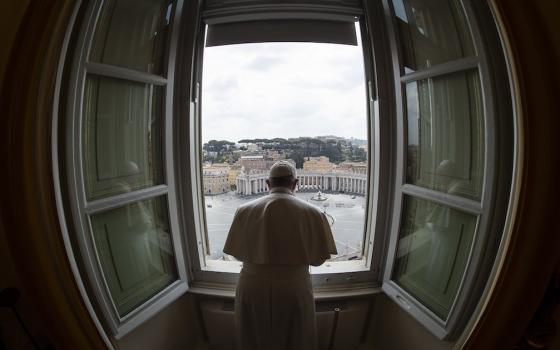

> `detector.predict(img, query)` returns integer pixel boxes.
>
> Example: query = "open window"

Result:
[56,0,515,342]
[188,7,380,280]
[380,0,514,339]
[60,0,189,337]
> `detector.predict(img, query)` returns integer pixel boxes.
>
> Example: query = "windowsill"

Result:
[203,259,243,273]
[188,281,382,300]
[311,259,370,274]
[202,258,370,274]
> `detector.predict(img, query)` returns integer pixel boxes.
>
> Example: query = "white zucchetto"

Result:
[269,160,296,178]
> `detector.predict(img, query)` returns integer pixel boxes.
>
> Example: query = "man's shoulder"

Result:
[236,195,270,212]
[277,194,325,216]
[237,194,322,214]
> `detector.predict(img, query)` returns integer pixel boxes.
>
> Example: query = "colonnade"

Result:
[236,171,368,196]
[297,173,367,194]
[236,175,268,195]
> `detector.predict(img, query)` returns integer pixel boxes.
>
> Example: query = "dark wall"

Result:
[464,0,560,347]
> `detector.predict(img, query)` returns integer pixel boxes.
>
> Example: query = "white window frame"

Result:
[181,1,388,291]
[57,0,189,339]
[379,0,516,340]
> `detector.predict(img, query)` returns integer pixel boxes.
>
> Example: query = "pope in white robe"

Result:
[224,161,337,350]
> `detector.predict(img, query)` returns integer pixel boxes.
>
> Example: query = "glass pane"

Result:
[392,0,474,72]
[90,196,176,316]
[82,75,164,200]
[392,196,476,319]
[90,0,173,74]
[406,70,484,200]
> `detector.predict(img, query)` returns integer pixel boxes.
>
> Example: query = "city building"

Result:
[246,143,260,152]
[264,150,284,161]
[238,152,289,172]
[338,161,368,175]
[227,163,242,187]
[317,135,345,143]
[235,168,268,195]
[303,156,337,172]
[202,166,229,194]
[239,155,267,171]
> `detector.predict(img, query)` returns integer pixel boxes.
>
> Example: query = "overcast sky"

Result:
[201,27,369,144]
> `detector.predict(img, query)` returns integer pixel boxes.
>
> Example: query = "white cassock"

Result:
[223,187,337,350]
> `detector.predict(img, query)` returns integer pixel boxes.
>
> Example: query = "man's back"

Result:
[223,161,337,350]
[224,188,336,265]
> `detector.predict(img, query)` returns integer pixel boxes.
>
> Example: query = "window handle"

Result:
[395,294,411,309]
[194,82,200,103]
[368,80,375,102]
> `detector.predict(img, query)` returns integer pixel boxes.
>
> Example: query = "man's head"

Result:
[266,161,298,192]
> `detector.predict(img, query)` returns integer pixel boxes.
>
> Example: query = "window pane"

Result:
[90,0,173,74]
[406,70,484,200]
[392,196,476,319]
[82,75,164,200]
[90,196,176,316]
[392,0,474,72]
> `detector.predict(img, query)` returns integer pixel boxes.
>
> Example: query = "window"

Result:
[184,1,382,286]
[61,0,188,337]
[380,0,514,339]
[57,0,514,341]
[196,22,373,274]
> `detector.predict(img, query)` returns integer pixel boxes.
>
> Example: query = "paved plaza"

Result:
[203,191,366,261]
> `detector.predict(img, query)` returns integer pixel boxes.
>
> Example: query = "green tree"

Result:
[288,151,305,168]
[204,140,235,154]
[324,143,343,163]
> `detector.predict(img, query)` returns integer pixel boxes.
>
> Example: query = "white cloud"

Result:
[201,40,368,143]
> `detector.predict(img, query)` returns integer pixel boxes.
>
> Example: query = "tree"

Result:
[288,151,305,168]
[324,143,343,163]
[204,140,235,154]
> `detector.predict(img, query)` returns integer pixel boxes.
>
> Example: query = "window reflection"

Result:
[82,75,164,200]
[392,0,474,72]
[393,196,476,319]
[406,70,484,200]
[90,0,173,74]
[90,196,176,316]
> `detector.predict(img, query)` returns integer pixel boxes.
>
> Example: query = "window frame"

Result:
[379,0,515,340]
[182,2,388,290]
[60,0,189,338]
[54,0,516,340]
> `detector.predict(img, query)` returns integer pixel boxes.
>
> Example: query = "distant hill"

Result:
[204,136,367,167]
